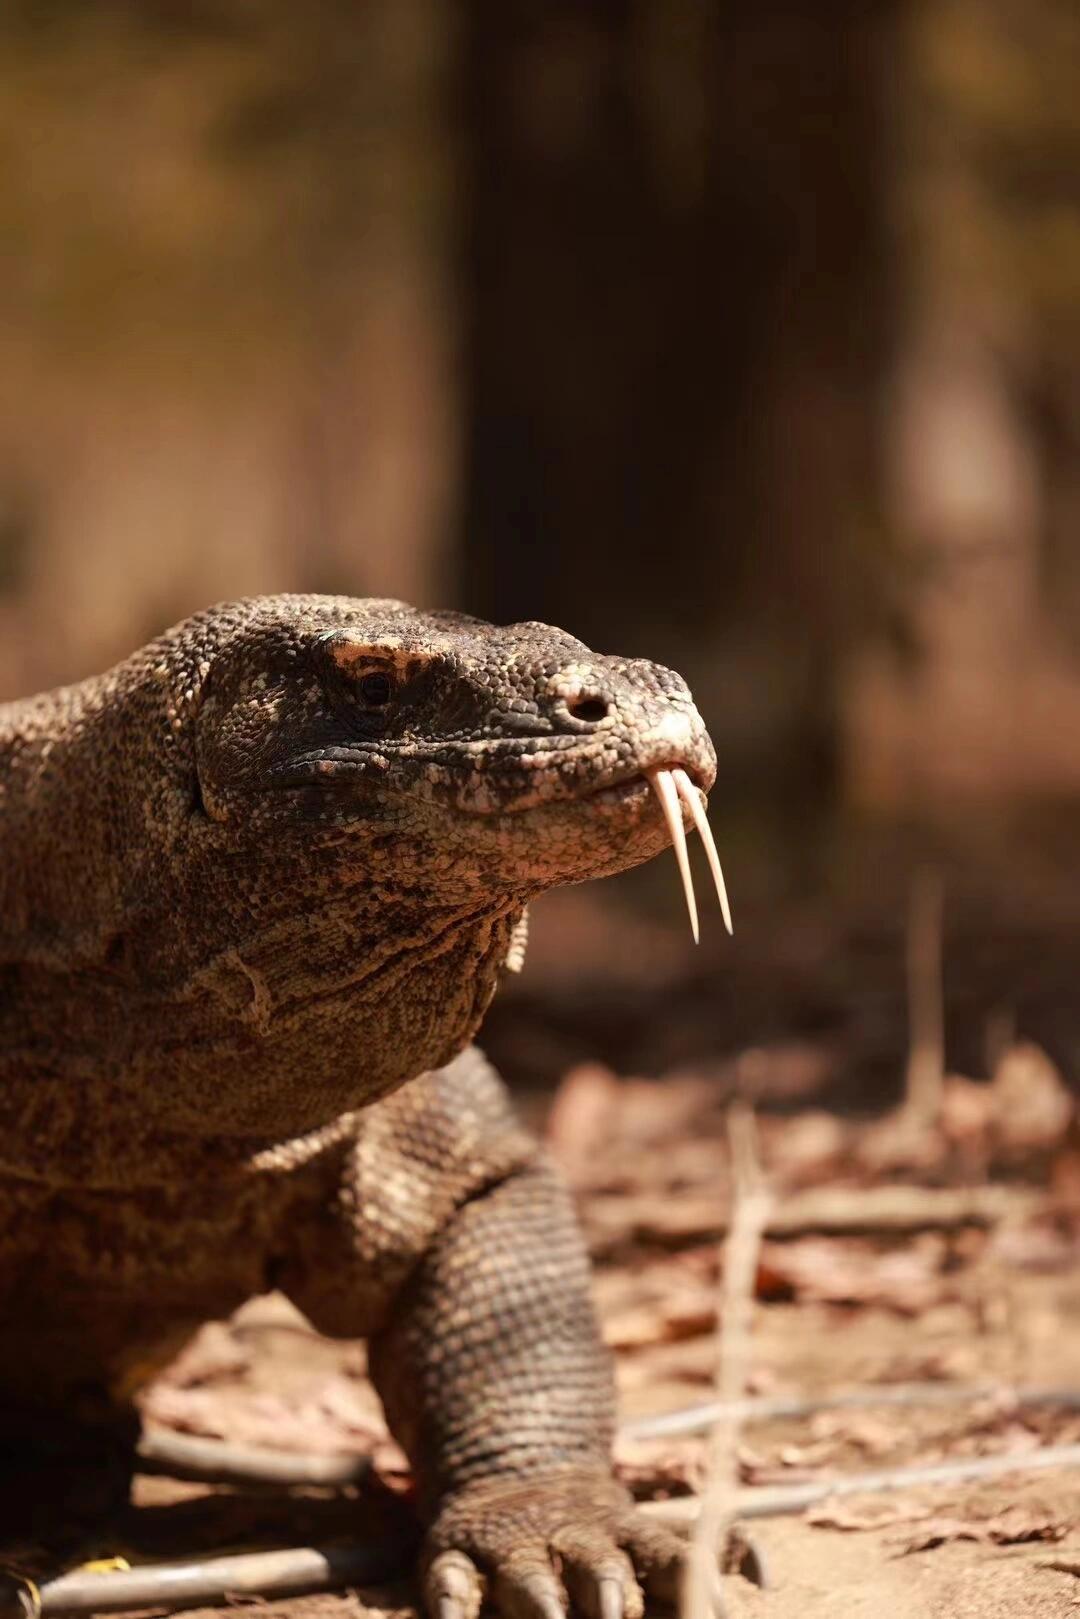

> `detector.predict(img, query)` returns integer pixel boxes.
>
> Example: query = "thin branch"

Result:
[583,1180,1040,1256]
[622,1382,1080,1441]
[683,1102,772,1619]
[642,1440,1080,1525]
[21,1538,415,1617]
[136,1428,369,1487]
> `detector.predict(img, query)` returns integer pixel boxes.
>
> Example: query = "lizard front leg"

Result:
[285,1050,687,1619]
[369,1156,685,1619]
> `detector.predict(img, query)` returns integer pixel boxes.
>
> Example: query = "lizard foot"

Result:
[424,1467,692,1619]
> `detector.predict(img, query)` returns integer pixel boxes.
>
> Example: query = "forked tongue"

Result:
[646,767,733,943]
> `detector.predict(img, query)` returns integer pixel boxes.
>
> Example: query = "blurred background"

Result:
[3,0,1080,1096]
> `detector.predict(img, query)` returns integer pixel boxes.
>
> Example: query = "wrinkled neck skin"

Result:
[0,675,532,1190]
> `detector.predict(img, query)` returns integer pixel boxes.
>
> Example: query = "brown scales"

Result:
[0,595,728,1619]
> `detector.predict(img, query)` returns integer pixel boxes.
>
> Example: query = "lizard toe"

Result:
[616,1512,771,1602]
[614,1513,686,1606]
[492,1553,569,1619]
[551,1531,641,1619]
[424,1549,484,1619]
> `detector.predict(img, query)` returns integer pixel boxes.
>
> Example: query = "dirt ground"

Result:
[11,885,1080,1619]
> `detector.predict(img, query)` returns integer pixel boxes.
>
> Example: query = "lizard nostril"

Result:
[567,694,609,723]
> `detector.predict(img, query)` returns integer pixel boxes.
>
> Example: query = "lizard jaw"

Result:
[264,752,731,939]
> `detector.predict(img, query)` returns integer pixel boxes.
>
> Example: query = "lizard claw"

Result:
[552,1530,637,1619]
[425,1549,483,1619]
[721,1527,769,1590]
[494,1562,568,1619]
[597,1576,625,1619]
[613,1514,684,1607]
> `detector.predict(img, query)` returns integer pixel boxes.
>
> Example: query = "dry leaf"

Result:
[808,1501,933,1531]
[756,1234,949,1314]
[156,1320,251,1387]
[897,1507,1068,1552]
[764,1110,848,1186]
[991,1043,1074,1153]
[546,1062,620,1169]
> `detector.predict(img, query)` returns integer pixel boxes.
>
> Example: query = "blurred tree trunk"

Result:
[459,0,895,809]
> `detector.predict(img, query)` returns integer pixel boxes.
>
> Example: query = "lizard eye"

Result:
[358,670,394,707]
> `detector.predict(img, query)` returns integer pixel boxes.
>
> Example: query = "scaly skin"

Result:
[0,596,717,1618]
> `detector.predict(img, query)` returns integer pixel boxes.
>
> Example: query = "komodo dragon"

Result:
[0,595,731,1619]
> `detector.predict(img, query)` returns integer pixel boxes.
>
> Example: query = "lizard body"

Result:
[0,595,718,1619]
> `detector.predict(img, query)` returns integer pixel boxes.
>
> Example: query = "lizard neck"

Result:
[0,883,525,1189]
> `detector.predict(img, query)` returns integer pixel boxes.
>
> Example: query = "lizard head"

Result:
[193,596,729,938]
[35,593,734,1140]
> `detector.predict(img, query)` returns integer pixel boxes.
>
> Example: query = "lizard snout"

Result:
[543,661,716,785]
[542,657,728,941]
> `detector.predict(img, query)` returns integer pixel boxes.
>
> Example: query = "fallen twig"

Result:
[10,1538,415,1617]
[136,1427,369,1487]
[584,1181,1040,1254]
[643,1441,1080,1524]
[622,1382,1080,1440]
[684,1102,772,1619]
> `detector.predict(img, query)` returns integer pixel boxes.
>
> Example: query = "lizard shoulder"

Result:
[343,1049,540,1289]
